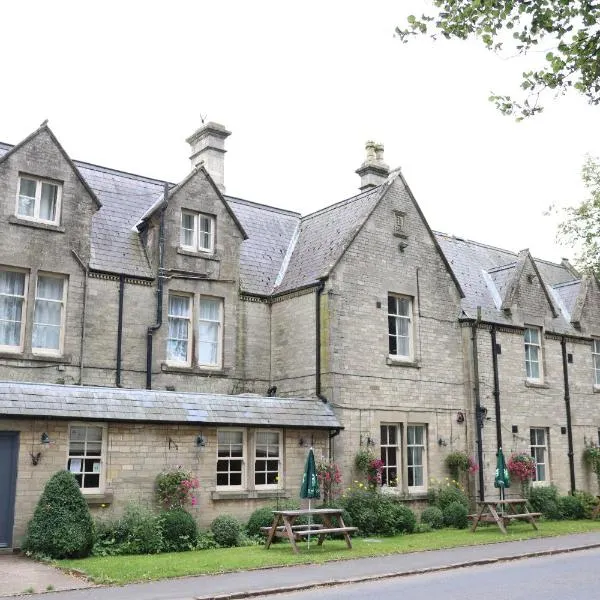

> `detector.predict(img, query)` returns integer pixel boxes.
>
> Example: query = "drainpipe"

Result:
[315,278,327,403]
[70,249,89,385]
[561,337,576,493]
[491,325,502,450]
[146,182,168,390]
[329,429,341,461]
[471,319,485,501]
[116,274,125,387]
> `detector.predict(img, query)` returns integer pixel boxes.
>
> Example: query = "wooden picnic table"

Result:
[471,498,541,534]
[263,508,358,553]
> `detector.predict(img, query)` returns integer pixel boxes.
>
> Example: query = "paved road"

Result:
[259,548,600,600]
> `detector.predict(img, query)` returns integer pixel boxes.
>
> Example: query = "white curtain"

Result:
[18,178,36,217]
[0,271,25,346]
[40,182,58,221]
[32,276,64,350]
[167,296,190,362]
[198,298,221,365]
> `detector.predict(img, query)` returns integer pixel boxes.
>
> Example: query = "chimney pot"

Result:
[186,121,231,192]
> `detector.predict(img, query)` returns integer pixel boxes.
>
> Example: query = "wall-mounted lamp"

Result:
[40,432,51,446]
[196,433,206,448]
[438,437,447,447]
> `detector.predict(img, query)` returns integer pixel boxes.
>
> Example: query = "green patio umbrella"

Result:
[494,447,510,502]
[299,448,320,547]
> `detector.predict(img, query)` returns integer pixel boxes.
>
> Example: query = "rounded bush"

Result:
[246,507,275,538]
[392,504,416,534]
[573,490,599,519]
[443,501,469,529]
[211,514,241,547]
[25,470,94,559]
[436,486,469,511]
[117,504,163,554]
[528,485,562,520]
[160,509,198,551]
[420,506,444,529]
[558,495,584,520]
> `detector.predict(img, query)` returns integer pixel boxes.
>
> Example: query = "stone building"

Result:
[0,122,598,549]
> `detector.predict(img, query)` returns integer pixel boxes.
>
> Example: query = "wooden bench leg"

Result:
[265,516,281,549]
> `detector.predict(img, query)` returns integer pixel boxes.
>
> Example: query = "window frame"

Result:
[380,424,400,487]
[253,429,282,489]
[166,292,193,366]
[32,272,67,356]
[66,423,107,493]
[406,424,427,493]
[530,427,548,485]
[593,339,600,388]
[0,267,28,353]
[180,210,215,253]
[387,294,414,361]
[15,175,62,226]
[524,326,543,382]
[198,296,223,369]
[216,428,246,490]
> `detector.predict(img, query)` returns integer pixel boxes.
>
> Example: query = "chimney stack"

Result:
[355,141,390,191]
[186,121,231,192]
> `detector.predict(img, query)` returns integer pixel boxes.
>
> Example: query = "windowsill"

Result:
[161,362,227,376]
[9,215,65,233]
[380,487,428,500]
[83,492,113,506]
[177,247,219,261]
[593,386,600,394]
[211,489,291,501]
[386,356,420,368]
[0,350,71,363]
[525,380,549,389]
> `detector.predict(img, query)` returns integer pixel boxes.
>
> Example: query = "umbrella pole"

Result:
[307,499,311,549]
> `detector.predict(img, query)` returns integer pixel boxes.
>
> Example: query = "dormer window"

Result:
[16,176,61,225]
[181,210,215,253]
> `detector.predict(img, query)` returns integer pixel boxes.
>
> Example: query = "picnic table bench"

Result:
[471,498,541,534]
[263,508,358,553]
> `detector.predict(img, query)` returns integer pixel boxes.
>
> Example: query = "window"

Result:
[16,176,61,224]
[524,327,542,381]
[254,431,281,487]
[32,274,66,354]
[217,430,245,488]
[67,425,105,491]
[180,210,215,253]
[530,428,548,483]
[198,297,222,367]
[0,269,26,351]
[407,425,426,491]
[167,294,192,364]
[593,340,600,387]
[380,424,399,486]
[388,295,413,359]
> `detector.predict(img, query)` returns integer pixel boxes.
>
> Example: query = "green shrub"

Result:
[196,530,218,550]
[117,504,163,554]
[246,507,275,538]
[445,451,470,479]
[393,504,416,534]
[420,506,444,529]
[159,509,198,551]
[528,485,562,520]
[443,501,469,529]
[211,515,241,547]
[435,485,469,511]
[25,471,94,559]
[573,490,599,519]
[558,495,585,520]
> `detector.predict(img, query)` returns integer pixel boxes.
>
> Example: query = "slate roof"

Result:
[0,381,342,429]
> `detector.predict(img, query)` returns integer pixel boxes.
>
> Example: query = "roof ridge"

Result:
[75,159,174,186]
[224,194,301,217]
[434,230,519,257]
[301,186,383,221]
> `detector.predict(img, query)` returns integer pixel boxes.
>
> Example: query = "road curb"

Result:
[195,543,600,600]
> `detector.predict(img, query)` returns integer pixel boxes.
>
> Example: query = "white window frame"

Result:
[198,296,223,368]
[530,427,548,484]
[0,267,28,353]
[388,294,414,361]
[380,424,400,487]
[32,273,67,356]
[15,175,62,225]
[66,423,107,493]
[593,339,600,388]
[524,326,543,382]
[180,210,215,253]
[216,429,246,490]
[407,424,426,493]
[253,429,282,489]
[166,293,192,366]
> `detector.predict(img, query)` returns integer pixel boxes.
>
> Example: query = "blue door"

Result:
[0,432,19,548]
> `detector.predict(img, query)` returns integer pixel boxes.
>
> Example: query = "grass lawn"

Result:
[57,520,600,585]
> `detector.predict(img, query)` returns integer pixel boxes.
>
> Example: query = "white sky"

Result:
[3,0,600,264]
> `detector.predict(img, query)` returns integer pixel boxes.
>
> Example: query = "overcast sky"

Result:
[3,0,600,264]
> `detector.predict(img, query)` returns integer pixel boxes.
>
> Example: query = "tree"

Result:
[555,155,600,276]
[397,1,600,119]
